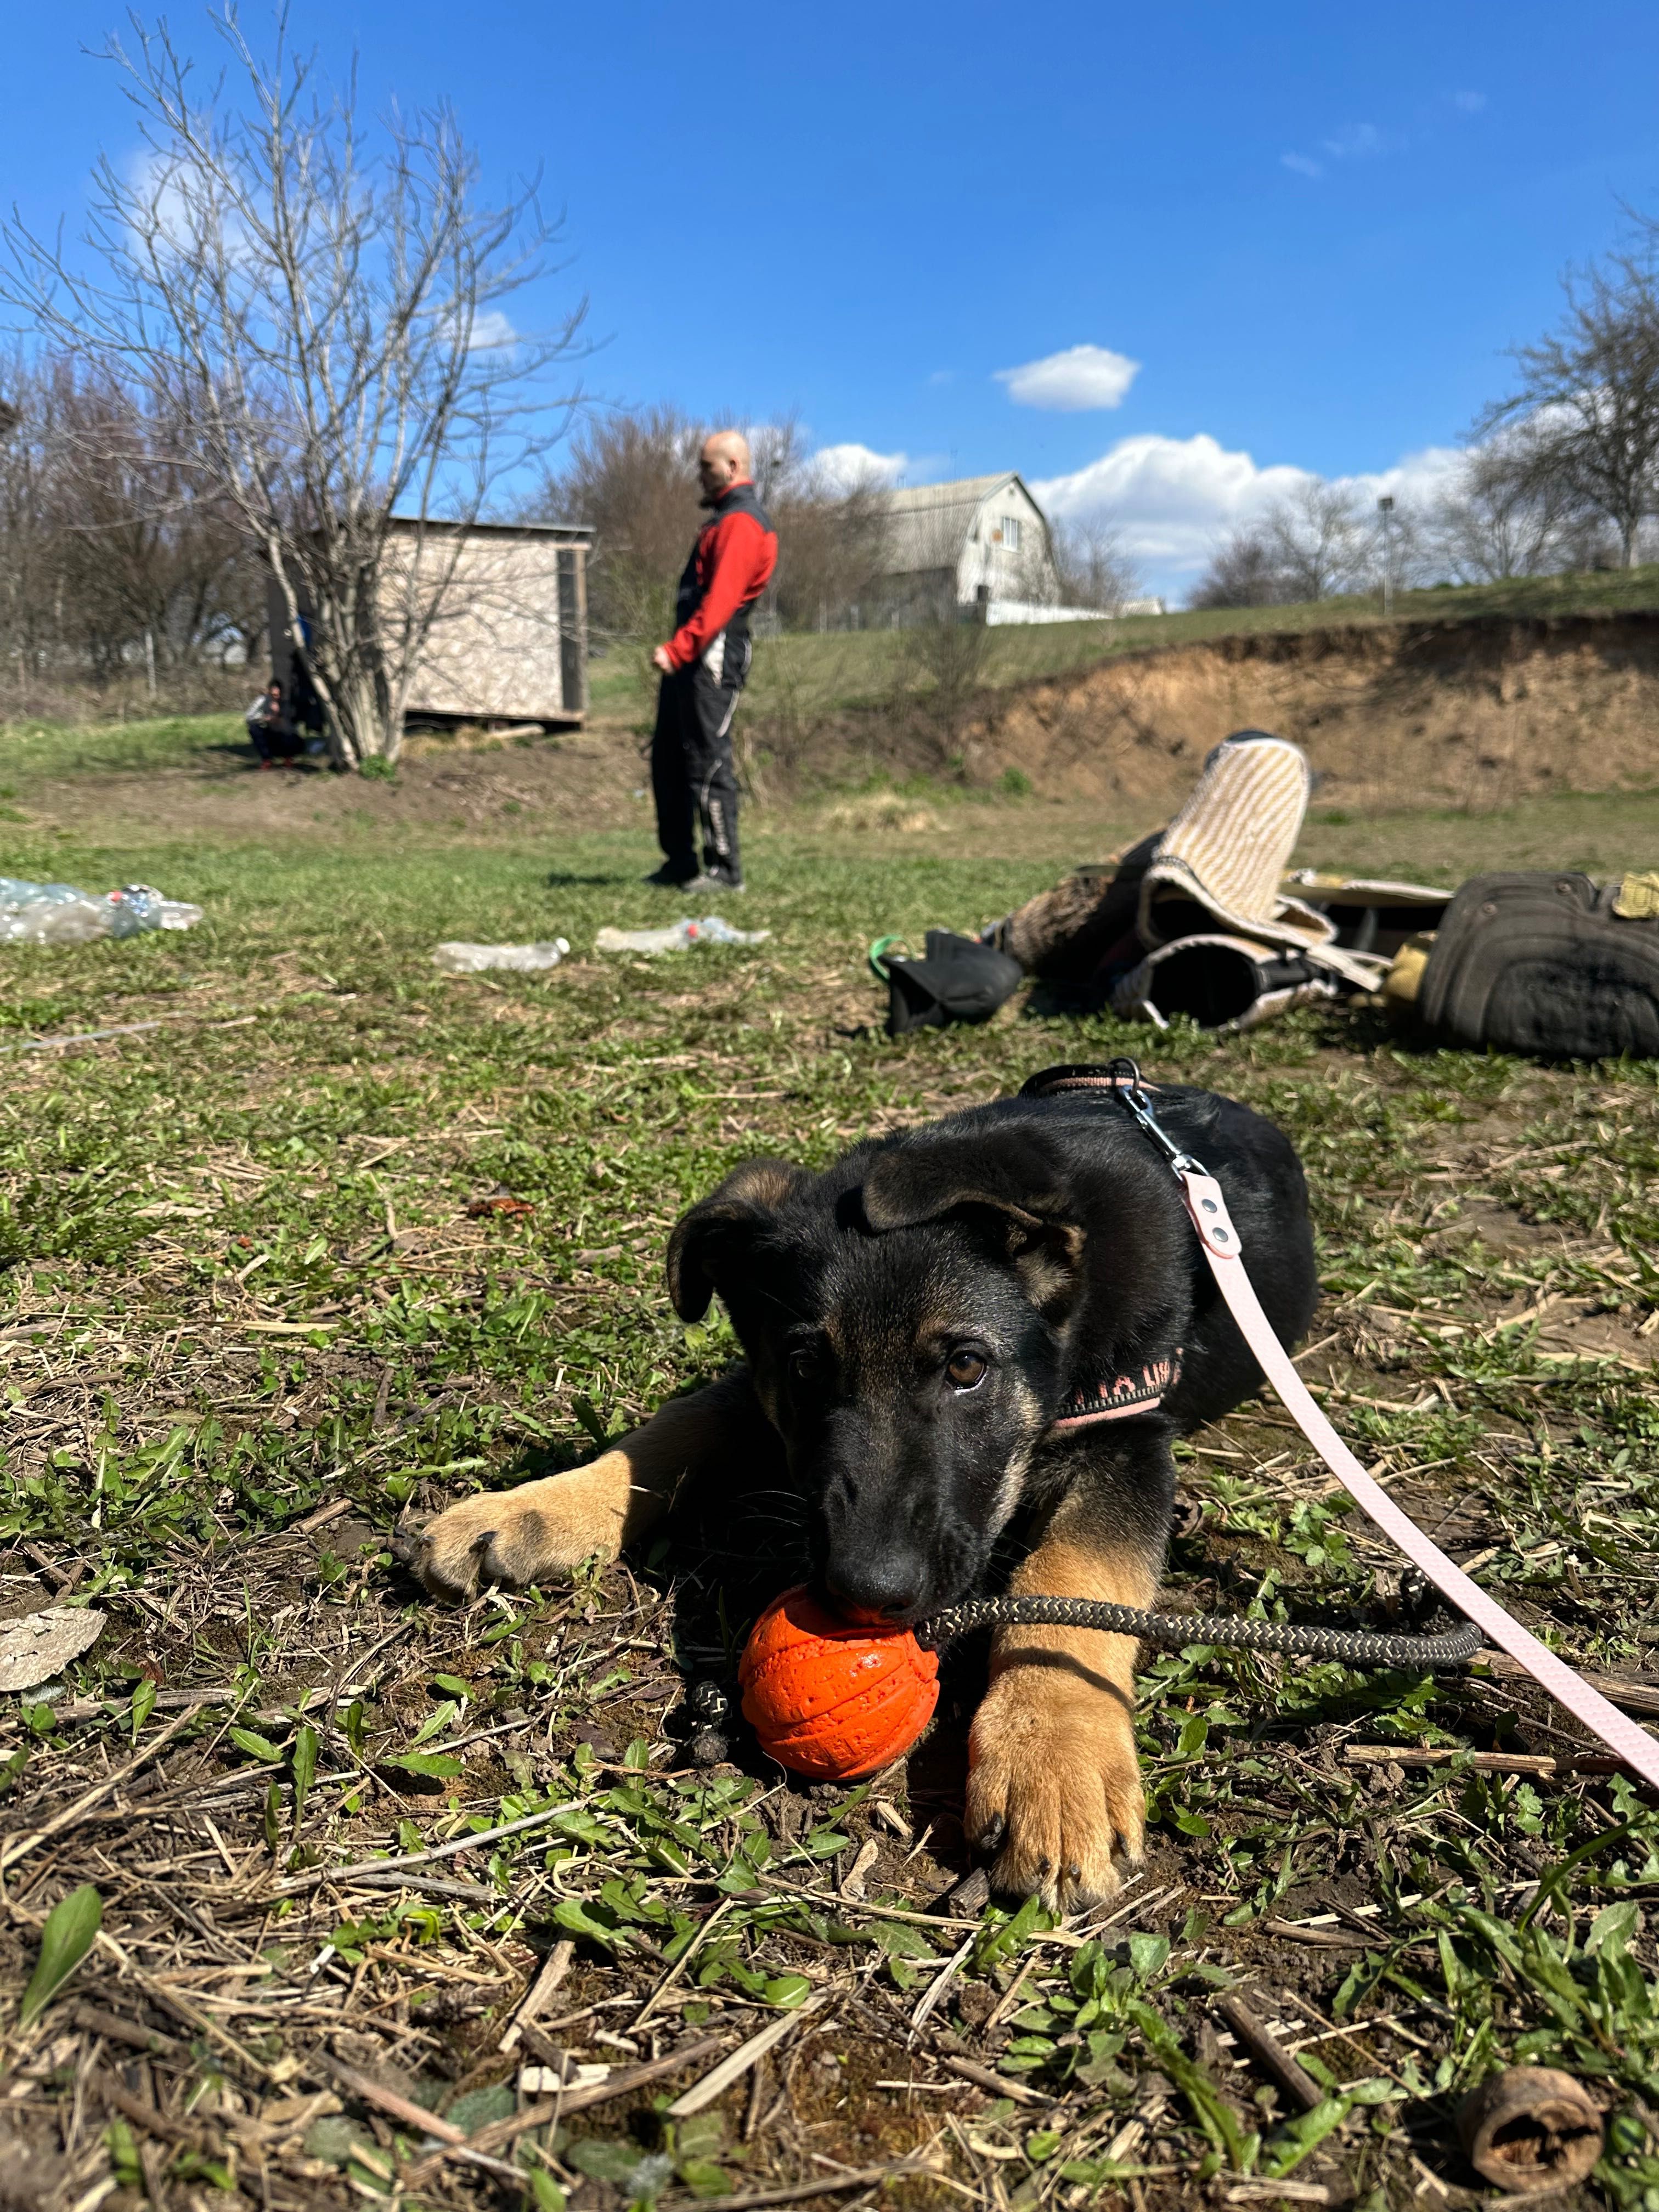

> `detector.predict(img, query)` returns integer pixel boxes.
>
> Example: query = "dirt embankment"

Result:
[969,608,1659,811]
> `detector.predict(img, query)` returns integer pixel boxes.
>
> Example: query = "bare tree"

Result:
[1370,496,1435,604]
[537,404,893,644]
[1188,525,1284,608]
[1475,245,1659,568]
[534,405,700,648]
[752,417,893,632]
[882,494,989,760]
[0,351,56,690]
[2,8,583,764]
[1262,479,1369,600]
[1426,425,1583,582]
[1051,516,1142,612]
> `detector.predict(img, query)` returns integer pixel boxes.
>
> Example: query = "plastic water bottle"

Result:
[0,877,204,945]
[594,915,771,955]
[0,879,110,946]
[105,886,206,938]
[431,939,571,973]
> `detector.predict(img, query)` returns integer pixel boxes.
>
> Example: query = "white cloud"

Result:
[1283,118,1393,179]
[812,441,909,490]
[1034,433,1308,571]
[995,343,1140,412]
[1336,445,1466,509]
[1321,121,1386,160]
[467,309,518,351]
[1032,432,1464,582]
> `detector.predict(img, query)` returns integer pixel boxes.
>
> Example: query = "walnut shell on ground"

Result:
[1456,2066,1604,2191]
[0,1606,105,1692]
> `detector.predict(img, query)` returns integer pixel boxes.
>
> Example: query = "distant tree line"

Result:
[1192,215,1659,608]
[0,346,269,713]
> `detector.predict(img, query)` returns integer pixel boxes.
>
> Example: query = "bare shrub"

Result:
[1051,516,1143,612]
[1188,527,1286,608]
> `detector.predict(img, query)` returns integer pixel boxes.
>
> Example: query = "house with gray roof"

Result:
[874,472,1060,622]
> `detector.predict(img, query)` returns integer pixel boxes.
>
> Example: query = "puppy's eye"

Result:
[789,1348,819,1384]
[946,1350,988,1391]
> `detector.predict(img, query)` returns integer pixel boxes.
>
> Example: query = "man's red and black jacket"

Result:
[662,478,778,674]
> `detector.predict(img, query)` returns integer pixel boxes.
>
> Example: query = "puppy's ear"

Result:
[667,1157,804,1322]
[862,1130,1085,1320]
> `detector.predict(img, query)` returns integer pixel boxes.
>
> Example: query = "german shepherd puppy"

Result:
[414,1073,1318,1909]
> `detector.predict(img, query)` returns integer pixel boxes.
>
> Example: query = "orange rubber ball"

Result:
[738,1584,940,1781]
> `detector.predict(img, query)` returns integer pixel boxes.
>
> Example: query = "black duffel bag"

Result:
[1417,871,1659,1059]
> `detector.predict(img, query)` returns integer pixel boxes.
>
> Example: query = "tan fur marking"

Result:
[966,1530,1157,1911]
[726,1159,800,1210]
[414,1384,733,1600]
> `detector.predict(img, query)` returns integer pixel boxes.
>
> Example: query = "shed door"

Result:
[557,549,584,714]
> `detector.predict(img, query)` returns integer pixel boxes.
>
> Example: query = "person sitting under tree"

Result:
[645,430,777,893]
[245,678,304,768]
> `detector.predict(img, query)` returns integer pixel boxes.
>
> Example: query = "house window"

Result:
[1001,516,1022,554]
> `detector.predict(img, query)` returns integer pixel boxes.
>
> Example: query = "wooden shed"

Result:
[267,516,593,730]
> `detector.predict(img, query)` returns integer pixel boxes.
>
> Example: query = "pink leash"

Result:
[1097,1065,1659,1788]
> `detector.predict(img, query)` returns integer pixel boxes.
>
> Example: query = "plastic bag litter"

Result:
[595,915,771,956]
[432,938,571,973]
[0,877,204,946]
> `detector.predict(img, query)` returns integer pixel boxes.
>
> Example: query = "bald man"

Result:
[645,431,778,891]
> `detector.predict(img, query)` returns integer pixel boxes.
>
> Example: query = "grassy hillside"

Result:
[7,563,1658,761]
[585,561,1659,732]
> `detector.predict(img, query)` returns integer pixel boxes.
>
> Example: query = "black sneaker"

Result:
[686,870,746,895]
[642,862,697,888]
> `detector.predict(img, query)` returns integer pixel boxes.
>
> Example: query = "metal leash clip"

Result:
[1104,1056,1209,1181]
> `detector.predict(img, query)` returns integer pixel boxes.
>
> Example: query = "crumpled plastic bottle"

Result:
[105,885,206,937]
[431,939,571,974]
[0,876,204,945]
[594,915,771,955]
[0,879,109,945]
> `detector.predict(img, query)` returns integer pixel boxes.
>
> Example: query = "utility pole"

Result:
[1378,495,1396,618]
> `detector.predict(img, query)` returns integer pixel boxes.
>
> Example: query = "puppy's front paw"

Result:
[966,1671,1144,1911]
[407,1452,633,1601]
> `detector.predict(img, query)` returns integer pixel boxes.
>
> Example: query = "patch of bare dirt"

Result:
[970,608,1659,811]
[23,727,651,842]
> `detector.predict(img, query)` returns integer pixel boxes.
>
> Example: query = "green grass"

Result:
[5,737,1659,2206]
[0,709,245,782]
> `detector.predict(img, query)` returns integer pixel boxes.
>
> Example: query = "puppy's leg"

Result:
[413,1371,759,1601]
[967,1454,1168,1911]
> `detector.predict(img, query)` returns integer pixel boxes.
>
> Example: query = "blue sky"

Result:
[9,2,1659,595]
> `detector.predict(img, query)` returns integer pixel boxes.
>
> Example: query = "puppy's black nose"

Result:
[825,1554,927,1623]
